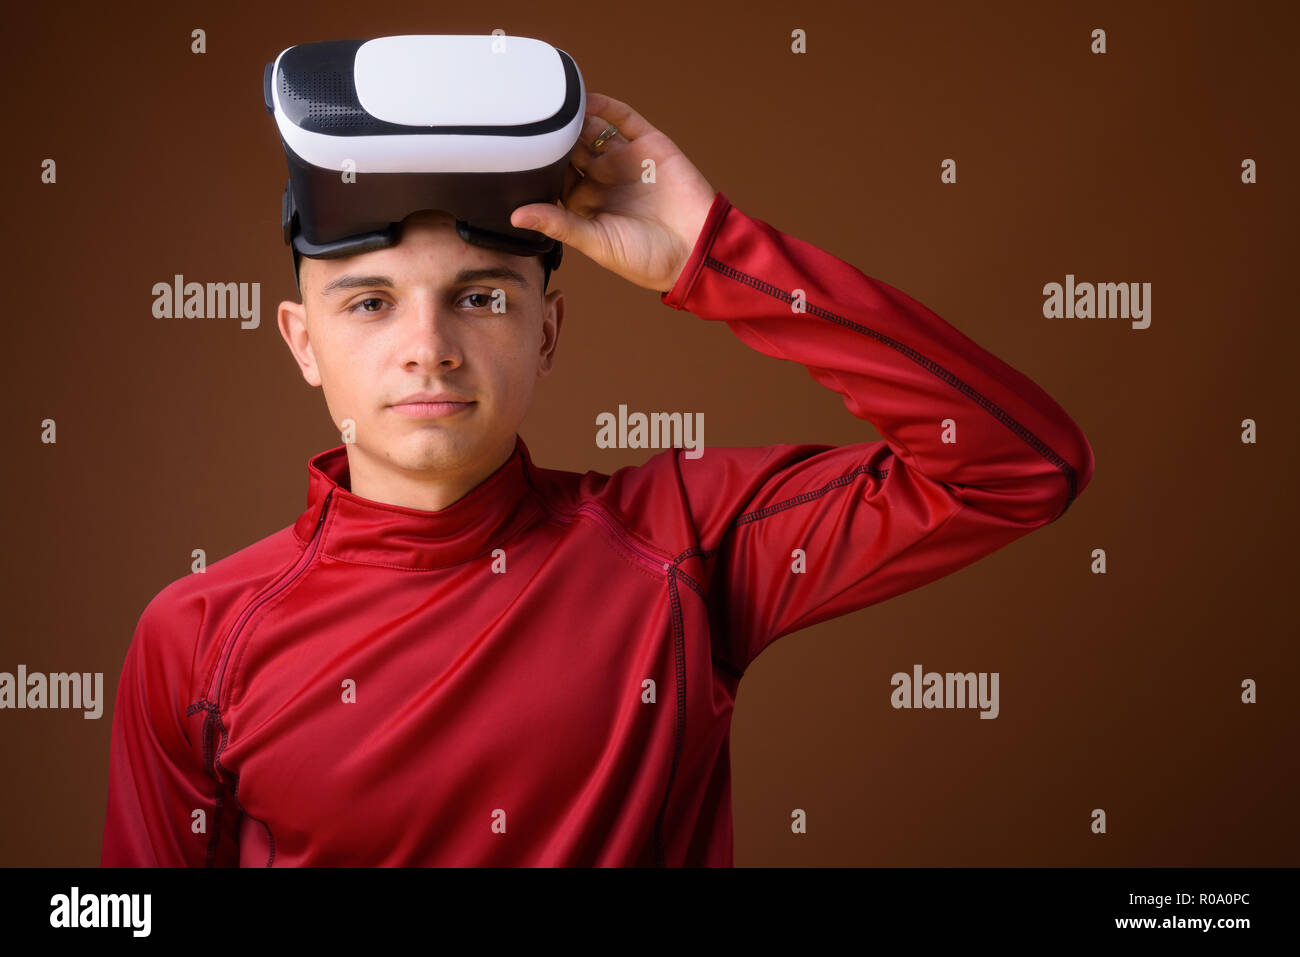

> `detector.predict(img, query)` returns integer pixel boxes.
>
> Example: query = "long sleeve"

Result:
[660,192,1095,675]
[102,595,239,866]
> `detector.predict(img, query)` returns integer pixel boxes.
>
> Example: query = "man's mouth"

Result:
[389,399,476,419]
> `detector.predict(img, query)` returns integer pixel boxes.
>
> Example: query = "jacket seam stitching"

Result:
[701,255,1079,519]
[186,698,278,866]
[529,493,673,582]
[652,565,687,866]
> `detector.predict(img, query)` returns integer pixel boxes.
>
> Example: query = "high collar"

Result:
[292,434,542,570]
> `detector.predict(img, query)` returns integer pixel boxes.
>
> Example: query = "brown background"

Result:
[2,0,1296,866]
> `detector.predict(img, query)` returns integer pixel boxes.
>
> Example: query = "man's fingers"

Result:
[580,112,627,149]
[569,137,594,176]
[562,160,583,198]
[568,130,622,186]
[584,92,655,140]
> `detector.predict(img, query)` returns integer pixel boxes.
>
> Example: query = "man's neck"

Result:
[343,438,515,512]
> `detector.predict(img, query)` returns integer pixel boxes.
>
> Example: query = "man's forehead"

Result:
[401,208,457,229]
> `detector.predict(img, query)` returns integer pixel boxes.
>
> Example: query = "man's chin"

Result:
[380,429,480,473]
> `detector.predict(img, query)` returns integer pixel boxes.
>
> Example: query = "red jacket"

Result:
[101,191,1094,866]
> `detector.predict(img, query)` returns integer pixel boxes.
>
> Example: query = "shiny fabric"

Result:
[102,191,1095,866]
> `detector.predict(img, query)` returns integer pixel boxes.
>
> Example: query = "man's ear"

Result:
[278,299,322,387]
[537,287,564,376]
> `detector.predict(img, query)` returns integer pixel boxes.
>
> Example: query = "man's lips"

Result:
[389,399,476,419]
[392,391,473,405]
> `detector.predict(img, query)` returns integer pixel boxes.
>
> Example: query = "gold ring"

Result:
[591,123,619,151]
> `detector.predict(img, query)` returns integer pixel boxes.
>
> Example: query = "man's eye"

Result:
[350,297,387,314]
[461,292,495,309]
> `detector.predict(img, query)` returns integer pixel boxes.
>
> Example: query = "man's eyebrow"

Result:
[320,274,396,297]
[452,266,531,288]
[319,266,530,298]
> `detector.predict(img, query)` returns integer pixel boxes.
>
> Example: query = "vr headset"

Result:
[264,34,585,294]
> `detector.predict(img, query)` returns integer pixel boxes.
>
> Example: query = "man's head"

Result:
[277,208,565,489]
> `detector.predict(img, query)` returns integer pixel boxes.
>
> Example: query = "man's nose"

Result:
[402,295,465,369]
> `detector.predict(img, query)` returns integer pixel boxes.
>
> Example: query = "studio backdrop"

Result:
[2,0,1296,866]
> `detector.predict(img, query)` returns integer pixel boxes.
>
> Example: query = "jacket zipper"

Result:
[205,490,334,707]
[575,500,681,867]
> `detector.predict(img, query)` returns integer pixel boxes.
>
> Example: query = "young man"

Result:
[102,93,1094,866]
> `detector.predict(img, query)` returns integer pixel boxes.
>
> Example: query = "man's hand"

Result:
[509,92,717,294]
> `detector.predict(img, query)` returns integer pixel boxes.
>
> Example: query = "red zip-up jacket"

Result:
[101,191,1094,867]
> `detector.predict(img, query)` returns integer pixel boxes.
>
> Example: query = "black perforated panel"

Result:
[274,37,581,138]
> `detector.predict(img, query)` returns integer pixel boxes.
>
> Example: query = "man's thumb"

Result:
[511,204,555,233]
[511,204,594,250]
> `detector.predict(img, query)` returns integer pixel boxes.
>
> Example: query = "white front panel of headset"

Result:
[270,40,585,173]
[353,34,566,127]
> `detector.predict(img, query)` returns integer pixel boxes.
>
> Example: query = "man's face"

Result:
[277,210,564,480]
